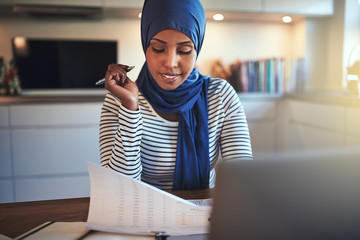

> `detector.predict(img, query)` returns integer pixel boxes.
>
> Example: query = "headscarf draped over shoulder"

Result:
[140,0,206,55]
[137,0,210,190]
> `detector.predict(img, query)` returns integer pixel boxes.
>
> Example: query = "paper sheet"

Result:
[15,222,156,240]
[15,222,87,240]
[85,163,211,237]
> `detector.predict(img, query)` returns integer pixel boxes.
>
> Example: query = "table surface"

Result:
[0,189,212,239]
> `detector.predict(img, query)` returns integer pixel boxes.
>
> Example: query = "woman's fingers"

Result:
[106,70,116,80]
[107,64,129,86]
[104,64,139,110]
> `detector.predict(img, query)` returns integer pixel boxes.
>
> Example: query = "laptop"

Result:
[209,148,360,240]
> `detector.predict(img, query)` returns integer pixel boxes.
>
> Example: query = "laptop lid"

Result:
[209,148,360,240]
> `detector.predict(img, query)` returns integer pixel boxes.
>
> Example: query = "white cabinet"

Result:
[13,0,103,7]
[345,106,360,147]
[285,100,345,149]
[263,0,334,15]
[242,99,277,120]
[241,95,281,153]
[0,130,11,178]
[248,121,277,152]
[287,100,345,132]
[0,106,8,127]
[10,103,102,126]
[12,127,99,176]
[0,130,13,203]
[2,102,103,202]
[103,0,143,9]
[0,106,13,203]
[9,0,334,16]
[345,107,360,136]
[0,181,13,203]
[202,0,262,12]
[104,0,263,12]
[284,99,360,150]
[15,176,90,202]
[286,122,345,149]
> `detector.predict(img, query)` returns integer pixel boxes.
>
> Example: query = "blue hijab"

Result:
[137,0,210,190]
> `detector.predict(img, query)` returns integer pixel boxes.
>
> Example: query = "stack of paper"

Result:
[85,163,211,237]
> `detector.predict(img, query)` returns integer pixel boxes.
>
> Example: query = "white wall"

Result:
[305,0,360,92]
[343,0,360,88]
[304,0,345,92]
[326,0,346,91]
[291,18,306,58]
[0,17,144,80]
[197,20,298,74]
[0,15,303,79]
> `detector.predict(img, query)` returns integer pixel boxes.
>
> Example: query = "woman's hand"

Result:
[105,64,139,111]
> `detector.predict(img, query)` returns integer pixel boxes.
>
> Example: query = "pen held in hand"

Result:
[95,65,135,86]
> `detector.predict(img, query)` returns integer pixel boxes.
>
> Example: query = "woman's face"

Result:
[146,29,197,90]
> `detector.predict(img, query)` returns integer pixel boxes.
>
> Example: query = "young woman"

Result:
[99,0,253,191]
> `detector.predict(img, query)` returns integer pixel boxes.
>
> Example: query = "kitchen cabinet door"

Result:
[13,0,102,7]
[263,0,334,15]
[201,0,262,12]
[103,0,143,8]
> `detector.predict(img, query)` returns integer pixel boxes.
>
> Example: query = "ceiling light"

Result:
[13,36,28,57]
[213,13,224,21]
[282,16,292,23]
[138,11,142,19]
[14,36,26,48]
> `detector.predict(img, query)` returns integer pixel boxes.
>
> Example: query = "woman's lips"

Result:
[161,73,180,83]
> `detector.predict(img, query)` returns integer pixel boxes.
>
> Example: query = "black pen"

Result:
[95,65,135,86]
[152,231,170,240]
[75,229,94,240]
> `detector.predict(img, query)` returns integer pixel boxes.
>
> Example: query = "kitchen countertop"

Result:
[0,89,107,105]
[238,91,360,107]
[286,91,360,107]
[2,91,360,106]
[0,95,106,104]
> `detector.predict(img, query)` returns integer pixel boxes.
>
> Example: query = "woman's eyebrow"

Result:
[177,40,193,46]
[151,38,166,44]
[151,38,193,46]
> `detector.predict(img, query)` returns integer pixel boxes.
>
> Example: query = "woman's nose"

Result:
[164,49,178,68]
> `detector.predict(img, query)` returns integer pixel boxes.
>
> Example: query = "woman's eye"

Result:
[152,47,164,53]
[178,47,193,55]
[178,50,192,55]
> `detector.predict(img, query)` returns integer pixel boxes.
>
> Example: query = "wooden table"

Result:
[0,189,212,239]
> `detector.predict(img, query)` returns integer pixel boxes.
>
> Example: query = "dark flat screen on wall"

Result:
[12,38,117,89]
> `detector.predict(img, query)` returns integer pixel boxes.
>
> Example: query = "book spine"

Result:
[228,57,305,94]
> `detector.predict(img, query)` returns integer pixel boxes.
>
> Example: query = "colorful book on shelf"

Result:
[229,57,305,94]
[258,60,265,93]
[267,59,274,93]
[240,62,248,92]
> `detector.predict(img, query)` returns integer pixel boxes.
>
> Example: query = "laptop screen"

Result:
[210,148,360,240]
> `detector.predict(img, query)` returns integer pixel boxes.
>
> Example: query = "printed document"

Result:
[85,163,211,236]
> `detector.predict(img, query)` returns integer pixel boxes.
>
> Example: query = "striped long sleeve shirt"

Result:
[99,78,253,190]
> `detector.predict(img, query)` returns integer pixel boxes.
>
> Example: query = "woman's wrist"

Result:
[119,94,139,111]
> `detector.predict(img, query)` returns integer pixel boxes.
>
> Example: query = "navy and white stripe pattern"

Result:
[99,78,252,190]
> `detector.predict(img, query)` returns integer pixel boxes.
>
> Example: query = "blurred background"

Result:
[0,0,360,203]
